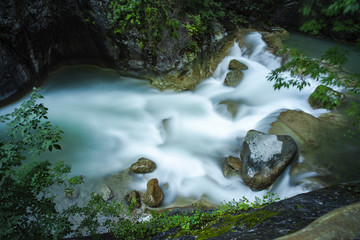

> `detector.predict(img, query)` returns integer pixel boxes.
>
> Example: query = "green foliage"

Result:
[269,0,360,135]
[107,0,178,44]
[299,0,360,38]
[268,46,360,132]
[74,192,279,239]
[0,89,83,239]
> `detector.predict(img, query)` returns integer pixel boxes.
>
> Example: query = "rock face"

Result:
[276,201,360,240]
[240,130,297,190]
[151,182,360,240]
[144,178,164,207]
[0,0,231,105]
[130,158,157,174]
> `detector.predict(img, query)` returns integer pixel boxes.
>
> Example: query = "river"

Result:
[0,32,336,208]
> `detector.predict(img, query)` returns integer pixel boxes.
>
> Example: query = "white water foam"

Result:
[0,32,328,205]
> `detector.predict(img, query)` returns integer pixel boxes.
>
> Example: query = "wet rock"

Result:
[130,157,157,174]
[269,110,360,188]
[240,130,297,190]
[101,185,114,201]
[276,201,360,240]
[224,69,244,87]
[144,178,164,207]
[226,155,242,171]
[125,190,141,209]
[219,100,241,118]
[308,85,346,110]
[269,110,323,150]
[222,156,240,177]
[228,59,248,70]
[223,156,242,178]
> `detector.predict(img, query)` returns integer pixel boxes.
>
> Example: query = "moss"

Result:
[236,209,279,229]
[172,209,279,239]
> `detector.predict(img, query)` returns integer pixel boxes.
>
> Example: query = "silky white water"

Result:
[1,32,328,206]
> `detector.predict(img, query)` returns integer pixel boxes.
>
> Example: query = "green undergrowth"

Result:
[74,193,280,239]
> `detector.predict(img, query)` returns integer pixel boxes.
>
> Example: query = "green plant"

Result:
[0,88,83,239]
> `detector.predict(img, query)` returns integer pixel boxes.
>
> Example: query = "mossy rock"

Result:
[308,85,346,110]
[228,59,248,70]
[224,70,244,87]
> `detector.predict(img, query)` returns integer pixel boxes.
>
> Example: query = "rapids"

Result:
[0,32,328,206]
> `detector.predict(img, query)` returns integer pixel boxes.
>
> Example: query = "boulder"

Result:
[269,110,323,150]
[228,59,248,70]
[130,157,157,174]
[269,110,360,189]
[125,190,141,209]
[144,178,164,207]
[240,130,297,190]
[308,85,346,110]
[224,69,244,87]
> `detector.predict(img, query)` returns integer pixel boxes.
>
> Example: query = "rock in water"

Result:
[224,70,244,87]
[144,178,164,207]
[228,59,248,70]
[130,157,157,174]
[240,130,297,190]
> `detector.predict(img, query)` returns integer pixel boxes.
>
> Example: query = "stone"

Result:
[270,110,360,188]
[219,100,240,118]
[228,59,248,70]
[125,190,141,209]
[240,130,297,190]
[101,185,113,201]
[130,157,157,174]
[144,178,164,207]
[226,156,242,171]
[224,69,244,87]
[223,156,242,178]
[308,85,346,110]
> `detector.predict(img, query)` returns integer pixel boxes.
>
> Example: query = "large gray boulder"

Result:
[240,130,297,190]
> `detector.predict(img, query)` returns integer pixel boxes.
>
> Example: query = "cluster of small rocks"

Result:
[127,157,164,208]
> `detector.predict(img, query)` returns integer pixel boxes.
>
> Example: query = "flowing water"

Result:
[0,32,329,207]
